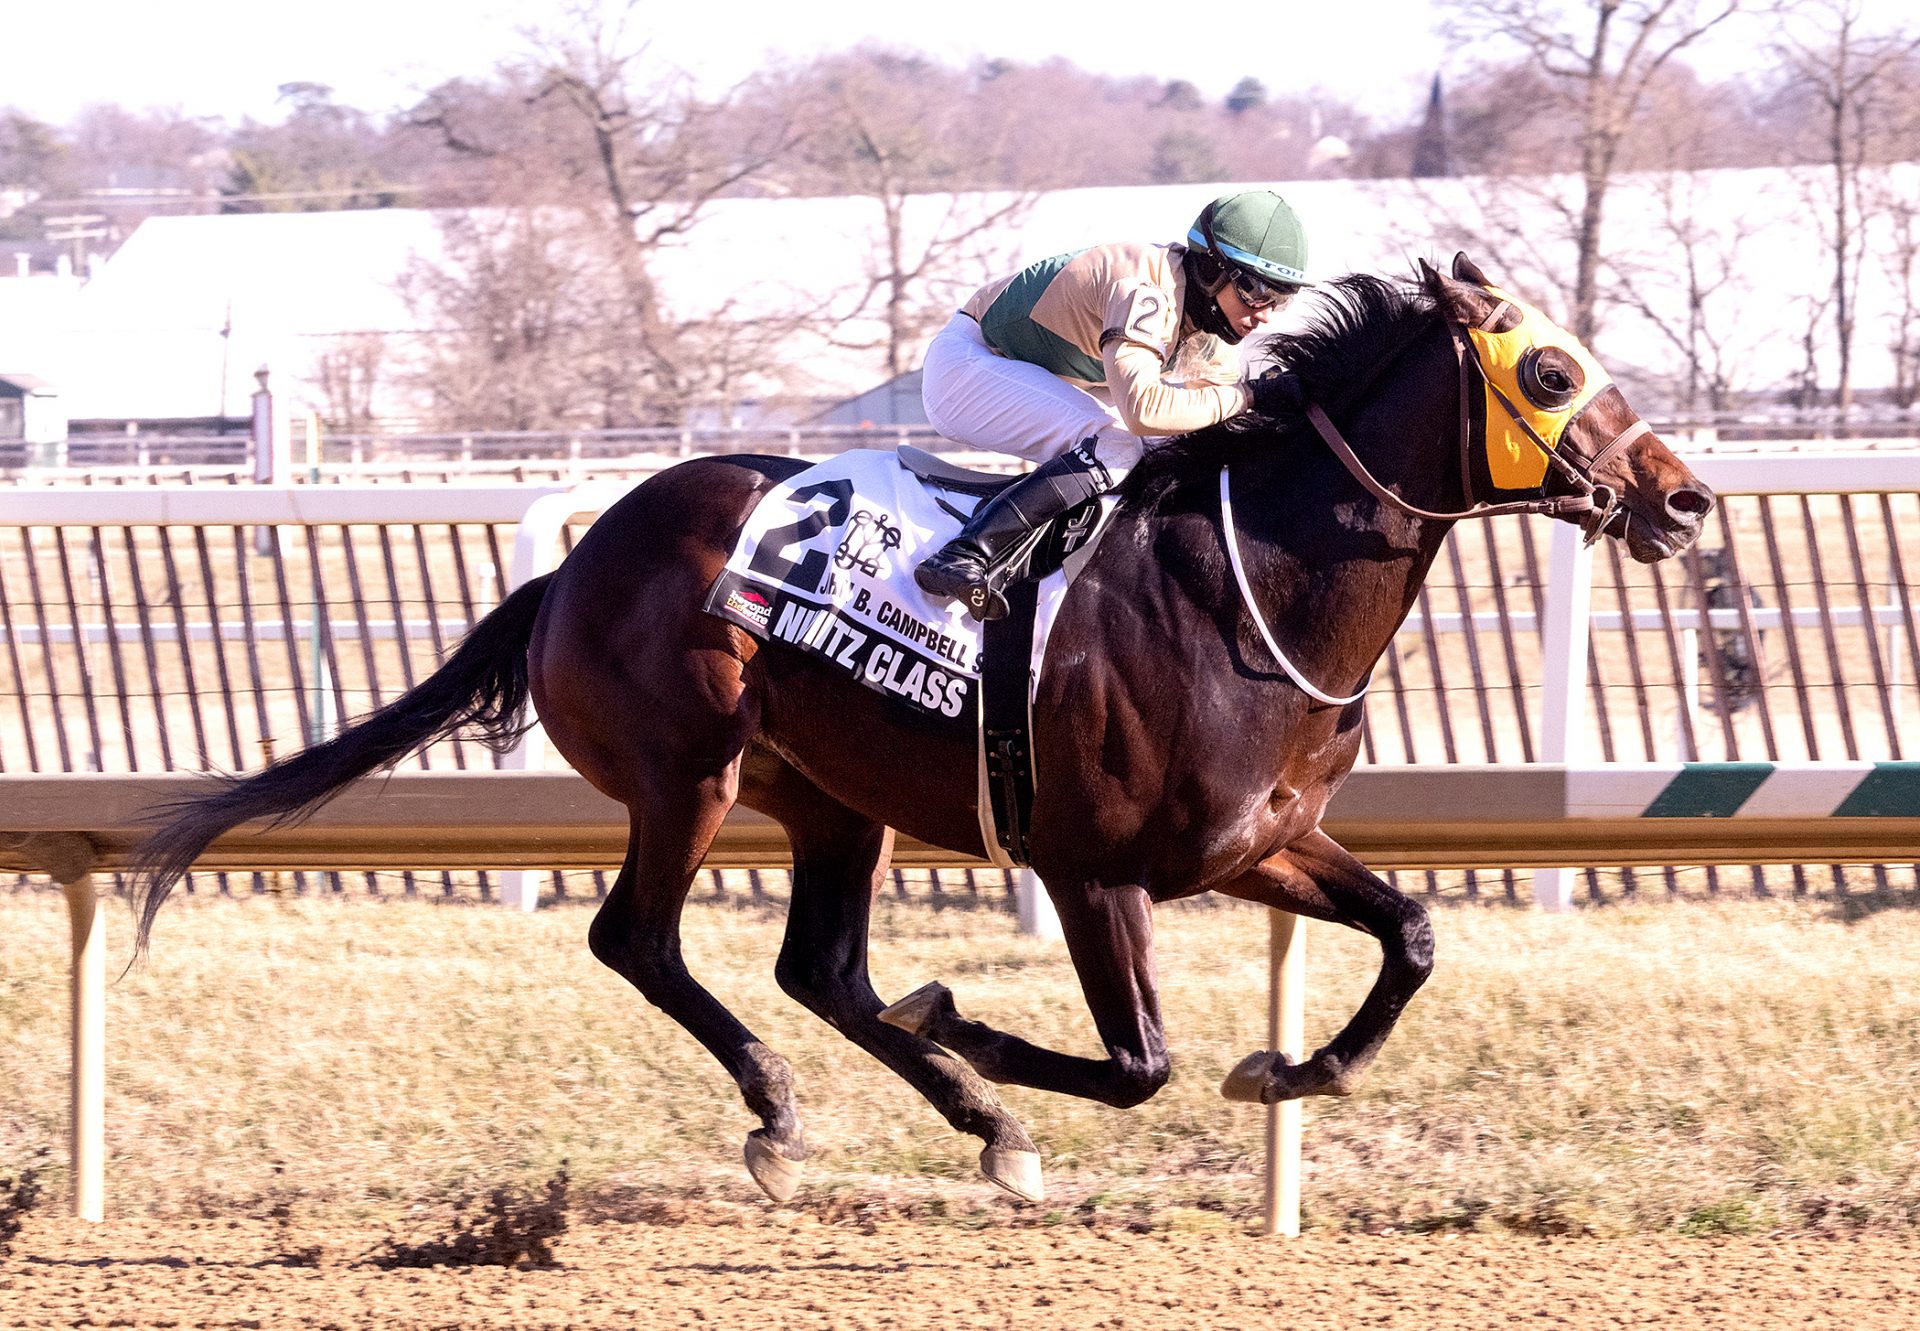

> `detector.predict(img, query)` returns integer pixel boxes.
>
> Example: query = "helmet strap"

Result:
[1181,248,1246,346]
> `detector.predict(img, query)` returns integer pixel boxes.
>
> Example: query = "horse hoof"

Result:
[1221,1049,1286,1104]
[980,1146,1044,1203]
[744,1133,805,1203]
[879,981,951,1036]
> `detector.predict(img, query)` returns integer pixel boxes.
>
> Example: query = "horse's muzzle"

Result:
[1620,479,1714,563]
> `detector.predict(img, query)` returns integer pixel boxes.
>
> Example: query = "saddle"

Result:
[894,444,1018,497]
[895,444,1103,588]
[704,446,1116,865]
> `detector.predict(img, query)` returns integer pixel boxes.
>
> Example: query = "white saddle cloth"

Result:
[703,448,1108,722]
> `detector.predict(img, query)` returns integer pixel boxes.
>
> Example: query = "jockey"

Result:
[914,189,1311,620]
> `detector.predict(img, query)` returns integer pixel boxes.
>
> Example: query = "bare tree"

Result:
[775,50,1041,379]
[1597,75,1776,414]
[222,83,402,213]
[398,209,605,430]
[1883,187,1920,406]
[1771,0,1920,414]
[1441,0,1756,341]
[1604,169,1765,413]
[1790,287,1836,408]
[311,333,387,433]
[1867,83,1920,408]
[403,1,802,426]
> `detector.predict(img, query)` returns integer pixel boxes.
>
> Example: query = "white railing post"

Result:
[5,831,108,1222]
[64,866,104,1222]
[1677,628,1701,760]
[1262,910,1305,1237]
[1532,523,1595,911]
[1015,868,1062,941]
[496,483,629,911]
[1889,619,1905,740]
[249,368,283,554]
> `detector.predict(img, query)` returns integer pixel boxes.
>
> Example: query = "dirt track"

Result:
[4,1215,1916,1330]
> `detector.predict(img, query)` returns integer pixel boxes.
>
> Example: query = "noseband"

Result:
[1304,304,1651,545]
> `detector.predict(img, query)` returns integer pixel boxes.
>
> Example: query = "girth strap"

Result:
[980,578,1041,864]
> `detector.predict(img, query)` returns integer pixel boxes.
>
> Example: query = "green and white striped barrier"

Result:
[1569,762,1920,820]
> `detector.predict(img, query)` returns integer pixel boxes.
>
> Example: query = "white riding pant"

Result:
[920,312,1147,478]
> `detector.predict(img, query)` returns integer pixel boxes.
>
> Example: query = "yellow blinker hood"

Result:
[1465,288,1612,490]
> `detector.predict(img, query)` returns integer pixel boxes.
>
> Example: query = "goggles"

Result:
[1227,266,1299,312]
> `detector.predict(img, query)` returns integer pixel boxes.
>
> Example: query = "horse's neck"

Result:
[1225,339,1461,692]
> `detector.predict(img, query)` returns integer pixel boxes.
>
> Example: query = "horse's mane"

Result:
[1122,271,1437,509]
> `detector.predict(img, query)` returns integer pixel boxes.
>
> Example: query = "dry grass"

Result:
[2,892,1917,1234]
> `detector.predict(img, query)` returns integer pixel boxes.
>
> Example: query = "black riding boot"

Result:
[914,437,1114,621]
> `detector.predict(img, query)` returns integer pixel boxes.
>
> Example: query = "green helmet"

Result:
[1187,190,1310,288]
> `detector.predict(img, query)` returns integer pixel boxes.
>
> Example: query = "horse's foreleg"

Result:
[880,881,1173,1110]
[749,759,1044,1200]
[587,785,809,1203]
[1213,828,1433,1103]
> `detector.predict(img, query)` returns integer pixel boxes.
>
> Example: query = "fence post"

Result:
[1532,523,1595,911]
[1889,619,1905,738]
[1677,627,1701,760]
[249,367,283,554]
[3,831,103,1221]
[1262,910,1305,1237]
[496,484,628,911]
[63,857,104,1223]
[1015,868,1062,940]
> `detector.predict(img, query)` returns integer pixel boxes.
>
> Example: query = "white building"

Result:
[3,167,1915,429]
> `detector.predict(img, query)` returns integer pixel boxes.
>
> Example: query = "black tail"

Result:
[131,573,555,952]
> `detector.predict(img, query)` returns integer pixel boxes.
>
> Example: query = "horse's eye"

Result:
[1518,347,1583,410]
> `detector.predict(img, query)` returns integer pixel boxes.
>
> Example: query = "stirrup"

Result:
[960,581,1009,622]
[915,551,1009,621]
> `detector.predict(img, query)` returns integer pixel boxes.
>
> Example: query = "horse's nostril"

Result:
[1667,487,1714,520]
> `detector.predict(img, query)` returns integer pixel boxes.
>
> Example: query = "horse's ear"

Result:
[1421,254,1498,324]
[1451,252,1493,287]
[1427,265,1498,327]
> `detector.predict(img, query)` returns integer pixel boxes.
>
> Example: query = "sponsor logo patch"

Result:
[724,587,773,629]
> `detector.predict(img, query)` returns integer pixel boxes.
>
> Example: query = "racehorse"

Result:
[133,255,1713,1205]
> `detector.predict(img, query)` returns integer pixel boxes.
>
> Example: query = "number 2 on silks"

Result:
[747,478,853,592]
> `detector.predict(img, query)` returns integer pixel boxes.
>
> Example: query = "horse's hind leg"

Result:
[588,779,809,1202]
[880,878,1175,1110]
[1212,828,1434,1102]
[749,756,1045,1201]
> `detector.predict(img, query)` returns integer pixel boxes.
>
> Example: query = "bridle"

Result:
[1218,292,1652,708]
[1304,297,1652,546]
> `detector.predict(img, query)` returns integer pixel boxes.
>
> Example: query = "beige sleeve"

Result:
[1103,339,1253,436]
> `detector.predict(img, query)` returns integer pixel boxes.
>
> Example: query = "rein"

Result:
[1217,467,1372,706]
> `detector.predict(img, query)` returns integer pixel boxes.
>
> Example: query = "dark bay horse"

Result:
[134,255,1713,1205]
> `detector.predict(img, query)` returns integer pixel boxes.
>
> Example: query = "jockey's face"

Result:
[1215,278,1288,340]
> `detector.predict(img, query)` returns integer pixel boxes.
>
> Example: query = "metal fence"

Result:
[1,451,1915,905]
[2,425,954,475]
[8,413,1920,479]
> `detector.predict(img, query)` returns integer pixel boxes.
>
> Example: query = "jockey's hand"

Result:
[1248,368,1306,422]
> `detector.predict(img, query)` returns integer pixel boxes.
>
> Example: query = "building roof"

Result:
[811,370,927,427]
